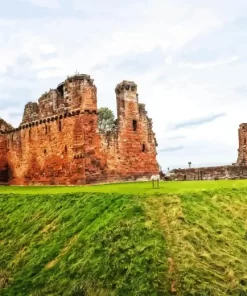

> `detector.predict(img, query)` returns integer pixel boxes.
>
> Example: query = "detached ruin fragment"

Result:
[169,123,247,181]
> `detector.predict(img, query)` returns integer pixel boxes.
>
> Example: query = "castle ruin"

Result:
[0,74,159,185]
[237,123,247,165]
[169,123,247,180]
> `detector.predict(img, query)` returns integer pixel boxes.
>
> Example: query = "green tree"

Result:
[98,107,116,134]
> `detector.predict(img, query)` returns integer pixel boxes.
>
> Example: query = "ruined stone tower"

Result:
[114,81,158,177]
[0,74,159,185]
[237,123,247,165]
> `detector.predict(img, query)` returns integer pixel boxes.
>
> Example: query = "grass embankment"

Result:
[1,183,247,295]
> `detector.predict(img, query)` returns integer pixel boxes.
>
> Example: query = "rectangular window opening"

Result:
[133,120,137,131]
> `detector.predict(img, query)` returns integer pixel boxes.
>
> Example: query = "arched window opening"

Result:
[142,144,146,152]
[59,121,62,132]
[45,125,48,134]
[44,149,47,155]
[244,138,246,145]
[132,120,137,131]
[65,145,67,154]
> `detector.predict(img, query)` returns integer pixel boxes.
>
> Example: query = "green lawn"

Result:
[1,179,247,195]
[1,181,247,295]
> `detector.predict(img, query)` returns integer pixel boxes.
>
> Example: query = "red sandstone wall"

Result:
[0,119,13,183]
[7,111,108,185]
[0,134,8,183]
[101,81,158,180]
[1,75,159,185]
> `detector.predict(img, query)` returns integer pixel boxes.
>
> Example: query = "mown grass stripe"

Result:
[1,185,247,295]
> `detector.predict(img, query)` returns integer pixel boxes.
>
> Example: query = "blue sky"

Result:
[1,0,247,170]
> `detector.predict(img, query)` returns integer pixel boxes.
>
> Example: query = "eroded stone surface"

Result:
[0,74,159,185]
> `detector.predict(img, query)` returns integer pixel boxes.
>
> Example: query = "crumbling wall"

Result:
[0,118,13,132]
[1,75,159,185]
[38,89,63,119]
[7,111,107,185]
[22,102,39,123]
[0,119,13,183]
[0,134,8,183]
[170,165,247,181]
[6,74,106,185]
[63,74,97,111]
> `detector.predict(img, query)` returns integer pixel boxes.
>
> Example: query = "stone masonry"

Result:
[170,165,247,181]
[0,74,159,185]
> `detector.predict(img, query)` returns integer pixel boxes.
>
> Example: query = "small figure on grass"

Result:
[150,174,160,189]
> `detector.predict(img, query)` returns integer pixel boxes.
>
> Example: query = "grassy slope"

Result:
[1,193,168,296]
[1,183,247,295]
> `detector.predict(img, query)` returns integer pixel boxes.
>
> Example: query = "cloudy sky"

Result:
[1,0,247,170]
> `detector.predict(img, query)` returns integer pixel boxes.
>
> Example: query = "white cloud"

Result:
[37,69,62,79]
[20,0,60,9]
[0,0,247,169]
[38,44,57,54]
[179,56,239,70]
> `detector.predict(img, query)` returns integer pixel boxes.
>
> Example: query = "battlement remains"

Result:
[21,74,97,125]
[64,74,95,86]
[115,81,137,94]
[0,118,13,134]
[239,123,247,129]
